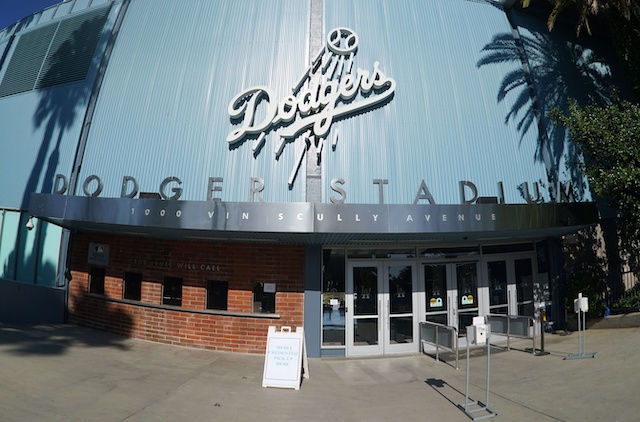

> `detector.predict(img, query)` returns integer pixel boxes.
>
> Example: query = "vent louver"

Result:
[0,5,111,98]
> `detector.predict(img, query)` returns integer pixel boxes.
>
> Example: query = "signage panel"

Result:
[29,193,599,238]
[262,326,308,390]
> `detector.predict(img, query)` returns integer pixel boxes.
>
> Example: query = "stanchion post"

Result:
[457,316,497,420]
[565,293,596,360]
[536,309,549,356]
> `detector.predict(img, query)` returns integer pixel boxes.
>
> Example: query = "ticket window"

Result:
[207,280,228,310]
[89,267,105,295]
[253,282,276,314]
[162,277,182,306]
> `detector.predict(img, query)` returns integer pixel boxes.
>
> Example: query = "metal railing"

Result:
[419,321,459,369]
[605,270,640,310]
[486,313,536,355]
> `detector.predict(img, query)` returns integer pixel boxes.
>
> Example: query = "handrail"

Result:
[419,321,459,370]
[486,313,537,355]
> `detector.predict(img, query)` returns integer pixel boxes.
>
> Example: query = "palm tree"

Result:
[521,0,640,35]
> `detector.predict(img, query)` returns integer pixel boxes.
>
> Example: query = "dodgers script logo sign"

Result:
[227,28,396,187]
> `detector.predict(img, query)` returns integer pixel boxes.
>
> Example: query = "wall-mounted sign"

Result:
[30,193,599,237]
[88,242,109,266]
[227,27,396,188]
[53,172,578,205]
[128,258,221,272]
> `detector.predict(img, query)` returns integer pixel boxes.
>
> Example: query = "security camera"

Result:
[25,217,34,231]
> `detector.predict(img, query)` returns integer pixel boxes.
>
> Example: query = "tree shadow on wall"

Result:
[476,30,617,200]
[68,289,135,345]
[477,27,633,306]
[21,13,111,209]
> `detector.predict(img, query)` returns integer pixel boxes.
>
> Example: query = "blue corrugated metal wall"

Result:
[0,1,120,209]
[3,0,624,209]
[81,0,311,202]
[322,0,545,205]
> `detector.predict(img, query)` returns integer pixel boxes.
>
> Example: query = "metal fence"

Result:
[419,321,459,369]
[486,314,536,355]
[605,270,640,310]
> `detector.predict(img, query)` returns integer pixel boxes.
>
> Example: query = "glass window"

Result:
[425,264,447,314]
[322,249,345,347]
[0,210,20,280]
[253,282,276,314]
[162,277,182,306]
[89,267,105,294]
[206,280,228,310]
[487,261,508,313]
[515,258,534,317]
[420,246,480,258]
[123,272,142,301]
[482,243,534,254]
[347,248,415,259]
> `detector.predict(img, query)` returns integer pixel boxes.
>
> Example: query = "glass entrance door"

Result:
[423,262,479,334]
[346,262,417,356]
[348,264,381,355]
[484,255,535,317]
[455,262,479,334]
[515,258,534,317]
[487,260,509,314]
[424,264,450,326]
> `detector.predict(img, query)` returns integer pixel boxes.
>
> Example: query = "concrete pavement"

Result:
[0,323,639,421]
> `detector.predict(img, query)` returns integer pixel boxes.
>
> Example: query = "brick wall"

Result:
[69,232,305,354]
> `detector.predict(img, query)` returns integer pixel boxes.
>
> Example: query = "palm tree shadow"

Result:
[476,28,617,200]
[21,12,111,209]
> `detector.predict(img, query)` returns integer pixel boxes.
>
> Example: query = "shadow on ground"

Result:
[0,323,129,356]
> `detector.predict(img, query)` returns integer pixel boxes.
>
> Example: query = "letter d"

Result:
[121,176,139,198]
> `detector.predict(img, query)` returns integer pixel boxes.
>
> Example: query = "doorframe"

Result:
[479,252,538,317]
[345,260,418,356]
[421,260,482,333]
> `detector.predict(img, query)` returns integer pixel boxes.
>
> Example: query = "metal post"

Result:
[577,309,582,354]
[455,332,459,371]
[465,340,470,410]
[535,318,549,356]
[564,308,596,360]
[458,325,497,420]
[435,325,440,363]
[582,310,586,354]
[485,329,491,407]
[506,316,511,350]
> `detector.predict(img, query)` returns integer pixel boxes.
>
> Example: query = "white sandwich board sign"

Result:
[262,326,308,390]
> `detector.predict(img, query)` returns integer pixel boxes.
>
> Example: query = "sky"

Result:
[0,0,62,31]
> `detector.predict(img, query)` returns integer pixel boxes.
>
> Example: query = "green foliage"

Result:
[607,10,640,95]
[520,1,640,36]
[551,100,640,256]
[566,274,604,317]
[611,285,640,310]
